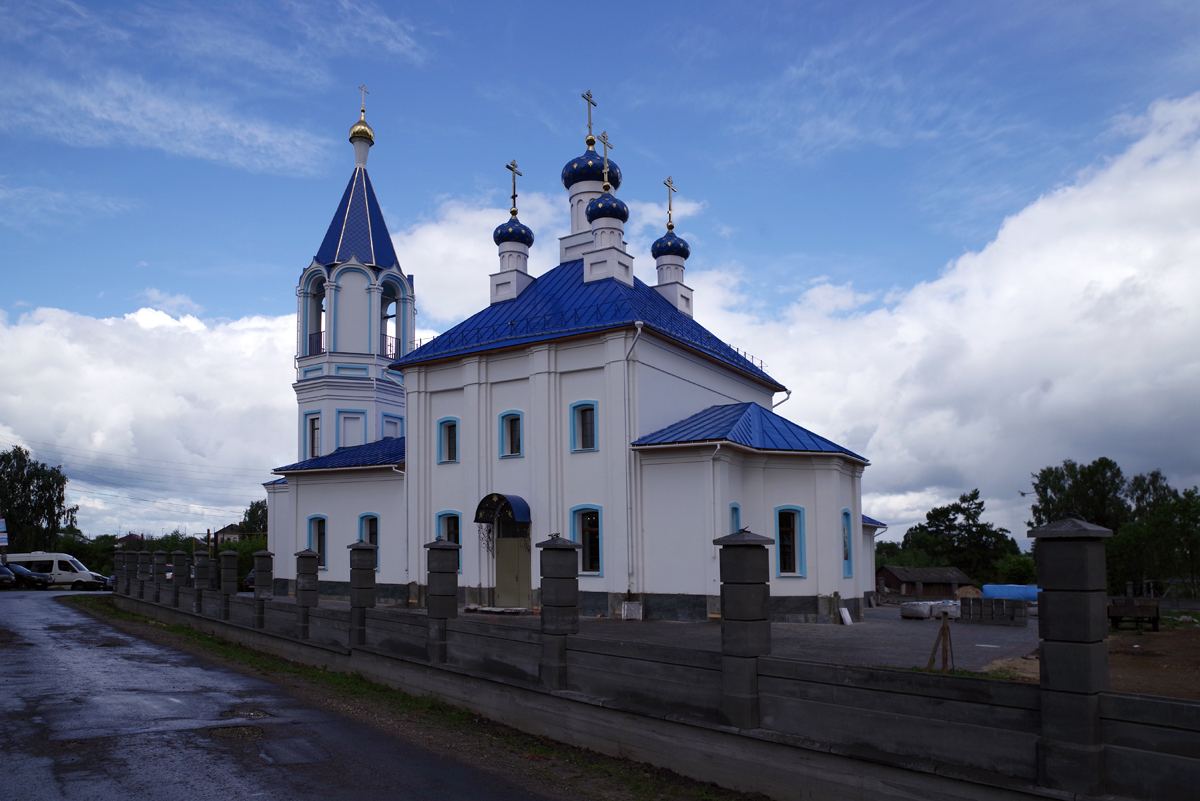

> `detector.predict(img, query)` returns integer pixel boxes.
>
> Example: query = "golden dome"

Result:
[349,109,374,144]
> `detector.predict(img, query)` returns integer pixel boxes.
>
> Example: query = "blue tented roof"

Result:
[862,514,887,528]
[314,167,399,269]
[632,402,866,461]
[274,437,406,473]
[391,260,783,389]
[264,477,287,486]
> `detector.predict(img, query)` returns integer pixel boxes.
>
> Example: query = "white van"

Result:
[4,552,102,590]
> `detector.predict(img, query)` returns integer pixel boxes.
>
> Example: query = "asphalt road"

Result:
[0,591,550,801]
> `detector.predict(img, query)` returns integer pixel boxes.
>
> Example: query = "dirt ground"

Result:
[987,614,1200,701]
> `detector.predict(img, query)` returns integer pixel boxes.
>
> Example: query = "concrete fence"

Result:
[111,519,1200,801]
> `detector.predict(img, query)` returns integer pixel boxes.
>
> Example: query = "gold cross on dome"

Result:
[358,84,369,111]
[581,90,597,137]
[664,176,677,230]
[506,160,522,216]
[597,130,614,187]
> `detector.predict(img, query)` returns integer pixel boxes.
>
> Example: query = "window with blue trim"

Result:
[775,506,806,577]
[360,514,379,569]
[308,516,327,568]
[436,512,462,572]
[570,401,598,452]
[571,505,602,575]
[437,418,459,463]
[842,510,853,578]
[305,412,321,459]
[730,503,741,533]
[499,411,523,458]
[382,414,403,440]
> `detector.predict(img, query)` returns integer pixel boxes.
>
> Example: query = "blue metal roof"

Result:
[862,514,887,528]
[632,402,866,461]
[314,167,399,269]
[393,260,783,389]
[274,437,406,472]
[264,477,287,486]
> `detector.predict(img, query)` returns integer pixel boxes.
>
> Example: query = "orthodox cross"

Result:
[581,90,597,138]
[664,176,677,231]
[358,84,369,111]
[597,130,614,188]
[506,159,522,217]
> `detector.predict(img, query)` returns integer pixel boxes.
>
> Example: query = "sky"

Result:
[3,0,1200,545]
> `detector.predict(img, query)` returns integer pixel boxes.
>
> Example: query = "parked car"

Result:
[91,572,113,591]
[5,563,54,590]
[0,565,15,590]
[240,569,255,592]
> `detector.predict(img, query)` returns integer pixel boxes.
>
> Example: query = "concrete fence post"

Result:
[537,534,582,690]
[714,528,775,729]
[424,539,461,663]
[193,551,210,614]
[113,551,126,595]
[152,550,168,604]
[253,550,274,630]
[219,550,238,621]
[171,550,187,608]
[1030,517,1113,796]
[135,550,151,599]
[347,542,377,647]
[294,549,319,640]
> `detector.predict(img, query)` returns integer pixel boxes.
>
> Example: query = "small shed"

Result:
[877,565,974,599]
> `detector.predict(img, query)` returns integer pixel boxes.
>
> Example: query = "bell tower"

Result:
[293,96,415,460]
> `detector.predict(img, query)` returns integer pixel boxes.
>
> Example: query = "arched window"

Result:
[570,505,603,575]
[729,503,741,533]
[842,509,853,578]
[570,401,598,452]
[437,418,459,463]
[499,411,523,458]
[307,516,327,569]
[380,281,401,359]
[306,277,326,356]
[774,506,806,577]
[359,514,379,570]
[436,511,462,572]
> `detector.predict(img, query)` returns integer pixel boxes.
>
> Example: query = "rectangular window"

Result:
[383,416,402,439]
[778,511,797,574]
[506,415,521,456]
[842,511,853,578]
[580,510,600,573]
[443,515,460,545]
[439,419,458,463]
[308,415,320,459]
[314,518,326,568]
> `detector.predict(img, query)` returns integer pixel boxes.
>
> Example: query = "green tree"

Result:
[902,489,1019,584]
[1028,457,1130,533]
[994,553,1037,584]
[0,446,78,552]
[241,499,268,534]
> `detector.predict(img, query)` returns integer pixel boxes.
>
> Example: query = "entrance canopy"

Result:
[473,493,531,535]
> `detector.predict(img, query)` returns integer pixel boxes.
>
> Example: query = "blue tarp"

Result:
[982,584,1040,601]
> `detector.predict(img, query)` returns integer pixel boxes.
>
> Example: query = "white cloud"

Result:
[0,181,135,227]
[138,288,203,316]
[0,306,295,536]
[391,192,568,325]
[692,92,1200,539]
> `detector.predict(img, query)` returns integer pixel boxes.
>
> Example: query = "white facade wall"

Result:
[266,470,406,584]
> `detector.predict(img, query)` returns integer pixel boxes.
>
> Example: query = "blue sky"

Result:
[6,1,1199,323]
[4,1,1200,541]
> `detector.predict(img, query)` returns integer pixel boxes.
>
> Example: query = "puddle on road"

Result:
[209,725,264,740]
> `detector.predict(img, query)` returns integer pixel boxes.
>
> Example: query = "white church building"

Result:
[266,101,884,622]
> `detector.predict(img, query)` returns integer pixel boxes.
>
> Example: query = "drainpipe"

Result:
[772,389,792,409]
[624,322,644,597]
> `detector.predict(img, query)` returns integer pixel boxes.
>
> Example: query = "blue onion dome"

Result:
[562,145,622,190]
[493,214,535,246]
[585,192,629,224]
[651,228,690,259]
